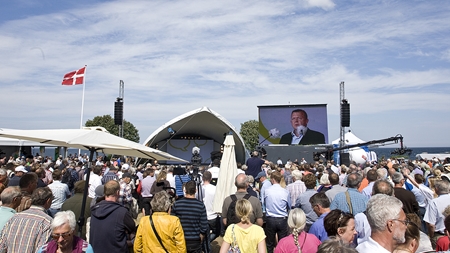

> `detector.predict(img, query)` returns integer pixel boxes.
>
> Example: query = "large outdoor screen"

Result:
[258,104,328,145]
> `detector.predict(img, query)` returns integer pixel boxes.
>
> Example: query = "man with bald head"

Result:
[0,187,22,230]
[221,173,263,227]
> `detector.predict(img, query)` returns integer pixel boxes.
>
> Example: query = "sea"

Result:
[32,147,450,162]
[31,147,103,160]
[371,147,450,161]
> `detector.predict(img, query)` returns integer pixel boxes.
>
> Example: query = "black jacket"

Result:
[90,200,136,253]
[279,128,325,145]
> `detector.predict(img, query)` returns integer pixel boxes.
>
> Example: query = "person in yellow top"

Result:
[220,199,267,253]
[134,191,186,253]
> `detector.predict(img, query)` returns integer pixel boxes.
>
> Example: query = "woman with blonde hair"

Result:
[150,170,170,195]
[428,168,442,197]
[275,208,321,253]
[220,199,266,253]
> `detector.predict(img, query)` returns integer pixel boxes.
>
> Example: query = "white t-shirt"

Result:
[86,173,102,199]
[202,183,217,220]
[208,166,220,179]
[356,237,391,253]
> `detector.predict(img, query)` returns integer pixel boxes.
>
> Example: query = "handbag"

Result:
[149,215,169,253]
[228,224,241,253]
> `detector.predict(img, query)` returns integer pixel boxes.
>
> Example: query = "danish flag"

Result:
[62,66,86,85]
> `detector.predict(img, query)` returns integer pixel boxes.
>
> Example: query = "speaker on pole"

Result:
[114,100,123,125]
[341,100,350,127]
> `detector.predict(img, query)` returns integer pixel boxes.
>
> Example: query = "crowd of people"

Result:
[0,151,450,253]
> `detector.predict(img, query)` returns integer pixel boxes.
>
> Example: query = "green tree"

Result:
[85,115,140,143]
[240,120,259,151]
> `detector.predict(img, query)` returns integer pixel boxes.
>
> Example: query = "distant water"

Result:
[32,147,450,162]
[373,147,450,160]
[32,147,101,159]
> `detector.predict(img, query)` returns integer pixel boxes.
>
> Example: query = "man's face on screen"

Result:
[290,111,308,129]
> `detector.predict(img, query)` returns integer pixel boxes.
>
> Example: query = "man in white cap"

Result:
[8,165,28,187]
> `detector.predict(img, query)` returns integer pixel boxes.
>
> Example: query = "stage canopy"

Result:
[143,107,247,164]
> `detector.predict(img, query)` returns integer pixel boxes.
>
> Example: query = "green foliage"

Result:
[240,120,259,151]
[85,115,140,143]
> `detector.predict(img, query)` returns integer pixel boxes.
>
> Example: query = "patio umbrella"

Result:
[0,127,186,162]
[212,134,238,213]
[0,127,187,236]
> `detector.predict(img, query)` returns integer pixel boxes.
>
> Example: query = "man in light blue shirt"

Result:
[309,192,330,242]
[264,171,290,253]
[0,187,22,230]
[331,172,368,215]
[256,171,271,213]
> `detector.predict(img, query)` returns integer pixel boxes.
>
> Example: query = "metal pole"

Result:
[339,81,345,164]
[118,80,124,138]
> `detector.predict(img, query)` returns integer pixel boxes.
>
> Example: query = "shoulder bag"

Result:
[150,215,169,253]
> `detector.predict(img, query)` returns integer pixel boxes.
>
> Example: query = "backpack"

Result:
[226,194,251,228]
[61,168,76,191]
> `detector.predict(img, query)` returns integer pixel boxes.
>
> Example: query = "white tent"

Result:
[332,131,365,145]
[332,131,376,164]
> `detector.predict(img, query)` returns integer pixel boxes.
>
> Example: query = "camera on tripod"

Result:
[191,146,202,166]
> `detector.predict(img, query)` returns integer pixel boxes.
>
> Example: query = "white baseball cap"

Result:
[15,165,28,173]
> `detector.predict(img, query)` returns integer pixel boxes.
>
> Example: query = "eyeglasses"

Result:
[391,218,411,226]
[51,231,72,240]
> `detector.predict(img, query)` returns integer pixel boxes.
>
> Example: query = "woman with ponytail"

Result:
[219,199,266,253]
[274,208,321,253]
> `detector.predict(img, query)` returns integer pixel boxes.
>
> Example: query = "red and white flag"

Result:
[62,66,86,85]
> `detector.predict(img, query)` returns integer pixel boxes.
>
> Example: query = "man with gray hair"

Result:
[0,187,22,230]
[355,179,394,244]
[285,169,306,205]
[424,179,450,247]
[0,187,54,253]
[356,194,408,252]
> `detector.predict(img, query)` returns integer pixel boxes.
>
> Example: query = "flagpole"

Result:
[79,65,87,156]
[80,65,87,129]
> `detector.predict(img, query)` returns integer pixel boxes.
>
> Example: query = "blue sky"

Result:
[1,0,450,148]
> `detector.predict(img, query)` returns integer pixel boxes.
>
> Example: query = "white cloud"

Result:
[0,0,450,147]
[300,0,335,11]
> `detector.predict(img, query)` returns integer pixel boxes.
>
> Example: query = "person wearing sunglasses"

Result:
[37,210,93,253]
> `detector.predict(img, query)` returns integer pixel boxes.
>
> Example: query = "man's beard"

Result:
[393,227,406,244]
